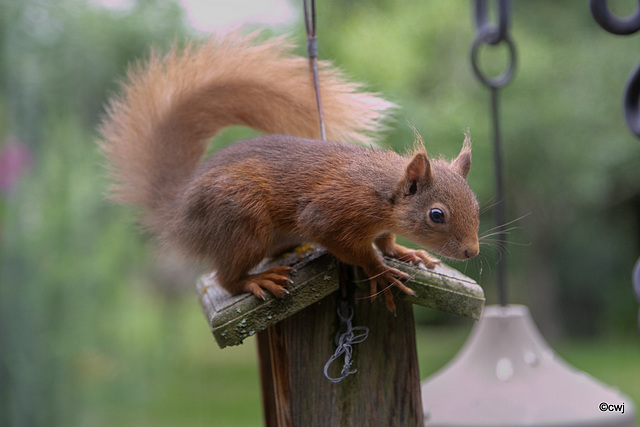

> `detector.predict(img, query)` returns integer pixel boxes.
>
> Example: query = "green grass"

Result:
[556,338,640,416]
[71,299,639,426]
[73,296,264,427]
[416,324,474,379]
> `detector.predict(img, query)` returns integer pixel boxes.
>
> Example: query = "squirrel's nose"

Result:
[464,248,479,259]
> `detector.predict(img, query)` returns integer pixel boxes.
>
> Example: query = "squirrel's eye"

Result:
[429,208,445,224]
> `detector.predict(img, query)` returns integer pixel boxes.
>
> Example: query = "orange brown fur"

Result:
[99,32,479,313]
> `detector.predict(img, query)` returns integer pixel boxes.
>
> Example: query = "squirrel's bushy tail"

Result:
[100,32,393,233]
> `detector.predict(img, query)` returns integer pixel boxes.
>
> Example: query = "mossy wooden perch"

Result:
[198,245,484,349]
[197,245,484,426]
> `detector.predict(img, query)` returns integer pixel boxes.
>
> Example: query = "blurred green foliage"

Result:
[0,0,638,425]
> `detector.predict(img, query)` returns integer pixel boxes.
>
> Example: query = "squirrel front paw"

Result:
[388,245,441,270]
[241,266,294,300]
[367,266,416,315]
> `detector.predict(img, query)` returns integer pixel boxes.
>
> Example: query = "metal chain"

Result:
[590,1,640,329]
[590,0,640,137]
[474,0,511,46]
[470,0,516,307]
[590,0,640,35]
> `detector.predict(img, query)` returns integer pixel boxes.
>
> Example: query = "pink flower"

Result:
[0,139,32,196]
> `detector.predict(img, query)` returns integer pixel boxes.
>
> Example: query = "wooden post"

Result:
[257,286,424,426]
[197,246,484,426]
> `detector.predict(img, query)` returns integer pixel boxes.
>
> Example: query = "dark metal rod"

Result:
[490,87,508,306]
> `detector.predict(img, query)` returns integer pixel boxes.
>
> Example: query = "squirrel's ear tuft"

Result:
[409,124,426,153]
[451,132,472,179]
[405,152,433,190]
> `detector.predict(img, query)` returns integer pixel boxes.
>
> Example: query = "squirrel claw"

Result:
[243,266,295,300]
[393,247,440,270]
[383,288,397,317]
[368,266,414,314]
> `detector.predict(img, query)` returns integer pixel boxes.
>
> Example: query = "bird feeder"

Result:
[421,304,637,426]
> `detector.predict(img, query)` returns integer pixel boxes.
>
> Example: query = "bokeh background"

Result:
[1,0,639,425]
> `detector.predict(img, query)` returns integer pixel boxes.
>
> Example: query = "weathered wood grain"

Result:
[258,283,424,426]
[197,246,484,349]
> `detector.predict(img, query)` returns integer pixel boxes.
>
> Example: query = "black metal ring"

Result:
[590,0,640,35]
[624,61,640,137]
[471,26,517,89]
[474,0,511,45]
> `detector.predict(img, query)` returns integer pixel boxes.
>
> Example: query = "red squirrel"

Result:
[100,32,480,313]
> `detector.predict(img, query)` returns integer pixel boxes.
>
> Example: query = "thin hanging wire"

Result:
[323,300,369,383]
[303,3,369,381]
[470,0,516,307]
[323,265,370,383]
[303,0,326,140]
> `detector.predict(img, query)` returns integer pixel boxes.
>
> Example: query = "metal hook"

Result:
[336,300,354,324]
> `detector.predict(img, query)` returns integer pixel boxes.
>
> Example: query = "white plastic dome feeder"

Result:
[421,304,637,426]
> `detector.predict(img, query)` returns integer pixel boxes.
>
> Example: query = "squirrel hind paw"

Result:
[242,266,295,299]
